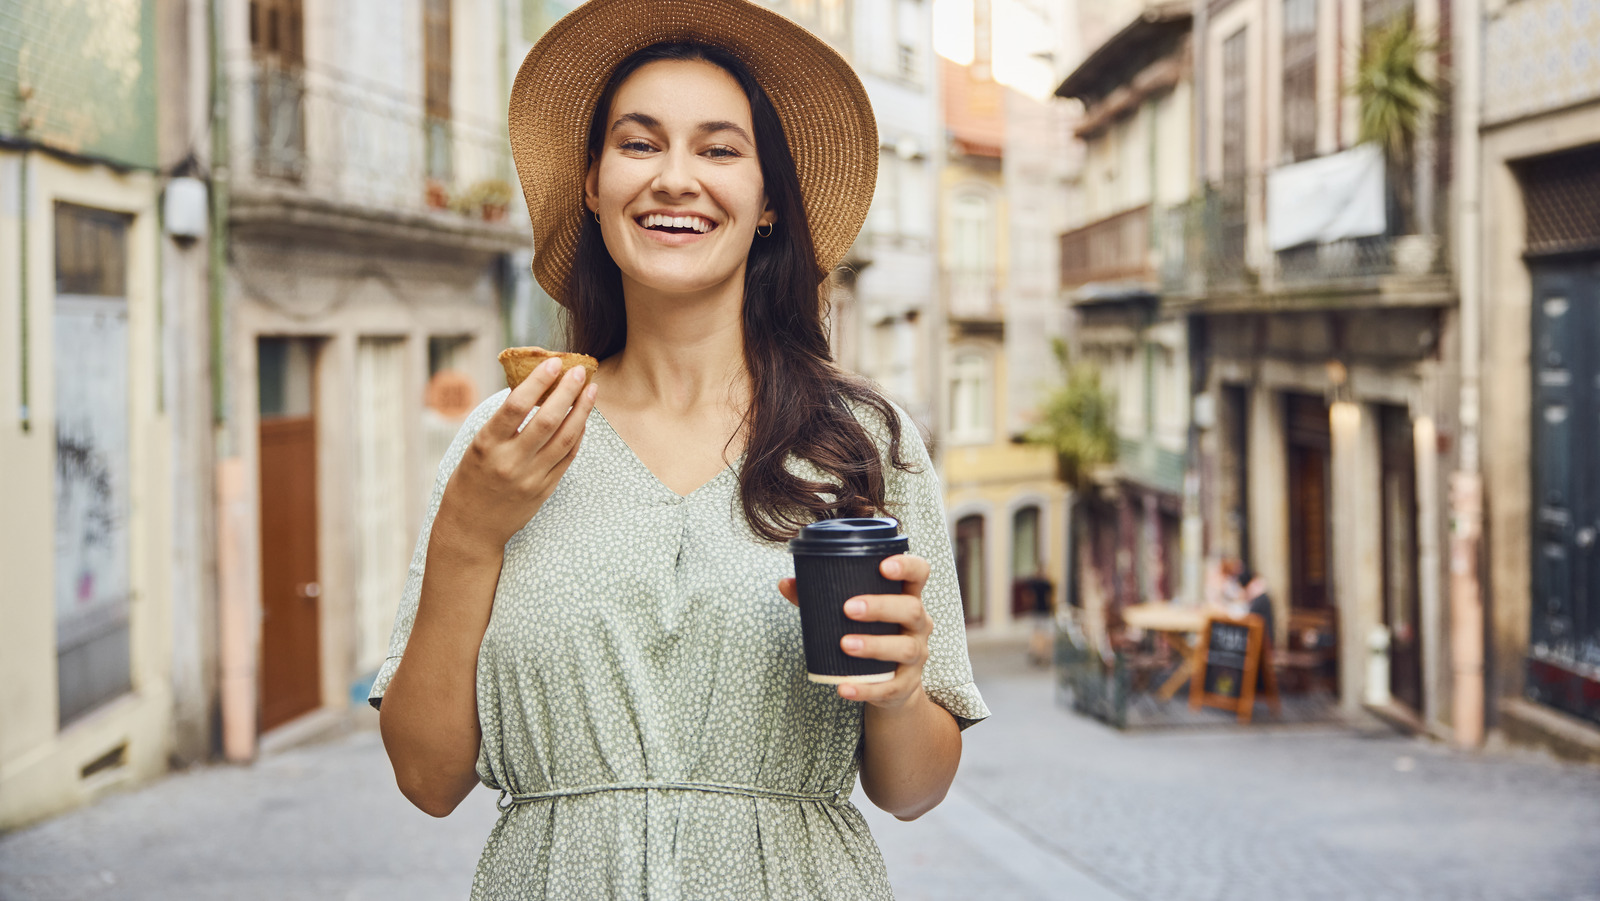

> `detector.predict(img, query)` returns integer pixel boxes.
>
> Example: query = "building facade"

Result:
[1472,0,1600,758]
[0,0,175,829]
[210,0,528,759]
[1055,3,1196,638]
[937,3,1073,640]
[1176,0,1457,722]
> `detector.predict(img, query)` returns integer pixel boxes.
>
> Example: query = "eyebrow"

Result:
[610,112,754,146]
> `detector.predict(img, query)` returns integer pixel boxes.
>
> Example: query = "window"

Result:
[950,192,994,273]
[249,0,303,65]
[1155,345,1185,447]
[1011,505,1042,616]
[424,0,453,181]
[1117,345,1146,437]
[1282,0,1318,162]
[950,352,992,443]
[955,515,986,624]
[250,0,305,179]
[54,204,134,726]
[869,151,901,236]
[1221,28,1249,180]
[897,0,922,81]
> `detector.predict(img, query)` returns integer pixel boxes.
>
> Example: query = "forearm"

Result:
[858,686,961,820]
[378,522,502,817]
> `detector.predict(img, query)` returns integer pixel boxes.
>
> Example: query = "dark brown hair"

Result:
[565,42,914,541]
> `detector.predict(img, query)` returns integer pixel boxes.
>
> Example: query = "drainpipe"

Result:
[16,147,28,433]
[1449,0,1485,748]
[209,0,255,764]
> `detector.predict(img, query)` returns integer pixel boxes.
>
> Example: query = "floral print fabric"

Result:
[372,389,990,899]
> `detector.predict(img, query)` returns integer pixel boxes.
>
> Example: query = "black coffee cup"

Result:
[788,517,909,685]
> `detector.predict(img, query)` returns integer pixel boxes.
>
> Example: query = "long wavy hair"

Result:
[564,42,914,542]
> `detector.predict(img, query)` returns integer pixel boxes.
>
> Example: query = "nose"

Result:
[650,145,699,198]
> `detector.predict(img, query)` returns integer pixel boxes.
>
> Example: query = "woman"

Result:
[372,1,989,897]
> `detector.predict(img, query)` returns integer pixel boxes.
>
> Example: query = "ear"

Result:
[584,164,600,214]
[759,196,775,228]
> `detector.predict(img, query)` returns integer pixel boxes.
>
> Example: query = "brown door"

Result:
[1286,394,1332,610]
[259,415,320,731]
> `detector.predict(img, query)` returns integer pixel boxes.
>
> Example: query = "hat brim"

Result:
[509,0,879,304]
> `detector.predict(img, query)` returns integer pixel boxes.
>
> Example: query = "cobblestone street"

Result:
[2,645,1598,900]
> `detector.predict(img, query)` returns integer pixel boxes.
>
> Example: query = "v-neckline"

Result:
[590,407,743,501]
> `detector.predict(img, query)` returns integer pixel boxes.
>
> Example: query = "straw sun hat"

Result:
[509,0,879,303]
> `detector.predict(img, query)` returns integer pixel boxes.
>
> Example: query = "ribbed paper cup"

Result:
[789,517,908,685]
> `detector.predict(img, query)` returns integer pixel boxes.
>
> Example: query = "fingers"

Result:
[518,363,592,445]
[842,593,932,635]
[491,357,565,439]
[880,554,930,599]
[840,633,924,666]
[533,381,598,477]
[837,674,923,704]
[777,577,799,607]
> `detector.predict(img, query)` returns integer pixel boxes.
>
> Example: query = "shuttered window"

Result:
[1282,0,1318,163]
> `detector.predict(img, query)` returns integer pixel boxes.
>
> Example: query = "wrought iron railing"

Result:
[236,60,514,220]
[1159,168,1447,298]
[1157,179,1253,295]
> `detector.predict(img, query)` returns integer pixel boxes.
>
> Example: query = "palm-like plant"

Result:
[1352,18,1437,232]
[1025,339,1117,492]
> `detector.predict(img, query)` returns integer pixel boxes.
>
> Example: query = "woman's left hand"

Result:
[777,554,933,709]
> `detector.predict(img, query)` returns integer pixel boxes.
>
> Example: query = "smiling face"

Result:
[584,58,775,300]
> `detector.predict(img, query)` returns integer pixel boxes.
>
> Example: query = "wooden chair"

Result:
[1272,607,1339,695]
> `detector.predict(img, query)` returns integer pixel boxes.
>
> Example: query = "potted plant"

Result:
[452,178,515,222]
[1351,18,1439,274]
[424,178,451,210]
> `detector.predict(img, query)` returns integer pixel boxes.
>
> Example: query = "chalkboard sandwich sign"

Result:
[1189,614,1279,723]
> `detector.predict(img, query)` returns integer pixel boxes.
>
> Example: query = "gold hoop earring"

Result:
[756,222,773,238]
[592,210,600,225]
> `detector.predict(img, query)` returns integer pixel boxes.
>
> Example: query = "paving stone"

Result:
[2,646,1597,900]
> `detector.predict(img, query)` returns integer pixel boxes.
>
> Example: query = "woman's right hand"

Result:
[434,357,598,554]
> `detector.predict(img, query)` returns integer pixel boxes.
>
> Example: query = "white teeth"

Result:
[639,213,713,233]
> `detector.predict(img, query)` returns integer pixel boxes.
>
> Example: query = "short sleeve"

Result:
[868,402,992,730]
[367,389,509,710]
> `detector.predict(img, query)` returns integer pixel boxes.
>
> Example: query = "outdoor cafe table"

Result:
[1121,602,1209,700]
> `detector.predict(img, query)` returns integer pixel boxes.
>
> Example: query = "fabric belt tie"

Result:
[498,781,845,810]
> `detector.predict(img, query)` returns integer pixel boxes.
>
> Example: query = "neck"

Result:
[604,269,751,415]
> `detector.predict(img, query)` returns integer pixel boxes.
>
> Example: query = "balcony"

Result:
[1059,205,1155,292]
[230,61,526,254]
[944,269,1003,333]
[1159,168,1452,312]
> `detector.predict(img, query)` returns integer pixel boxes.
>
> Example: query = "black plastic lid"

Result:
[788,516,907,556]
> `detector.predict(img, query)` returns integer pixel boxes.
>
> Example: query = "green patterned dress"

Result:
[371,390,990,900]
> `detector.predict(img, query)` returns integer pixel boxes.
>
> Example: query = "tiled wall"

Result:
[1485,0,1600,124]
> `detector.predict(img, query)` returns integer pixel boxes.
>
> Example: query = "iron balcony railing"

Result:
[1159,171,1447,299]
[236,60,514,220]
[1157,179,1252,296]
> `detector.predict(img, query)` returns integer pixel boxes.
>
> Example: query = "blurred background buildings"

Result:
[2,0,1599,832]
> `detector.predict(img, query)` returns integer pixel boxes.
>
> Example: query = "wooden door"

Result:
[1528,259,1600,725]
[1287,394,1332,610]
[1379,404,1423,712]
[258,349,322,733]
